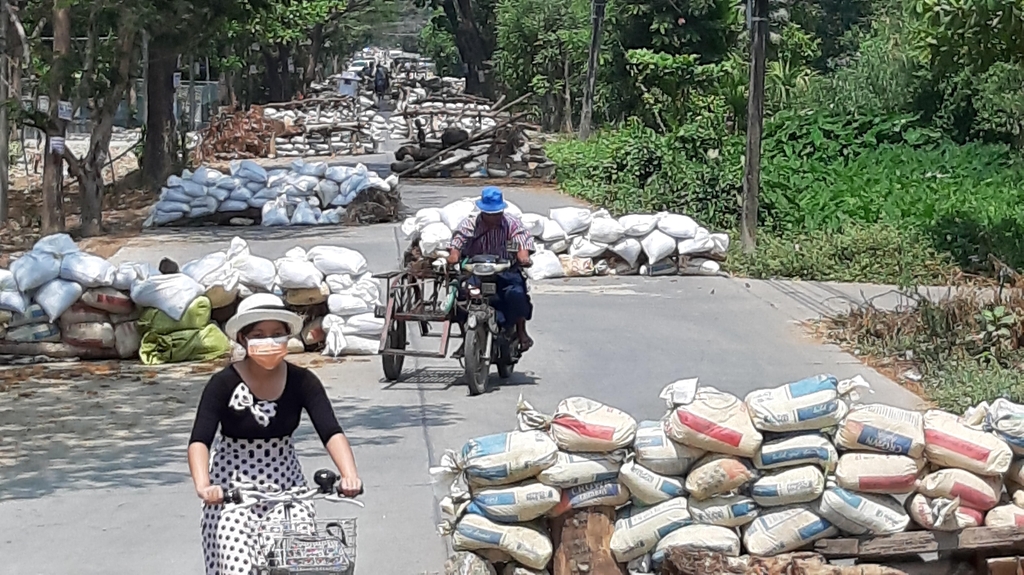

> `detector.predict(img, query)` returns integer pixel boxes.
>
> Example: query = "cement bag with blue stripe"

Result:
[750,465,825,507]
[547,478,631,516]
[633,420,705,476]
[610,498,691,562]
[744,374,870,433]
[742,506,837,556]
[835,403,925,458]
[753,434,838,472]
[431,430,559,493]
[618,457,686,506]
[688,494,759,527]
[447,514,553,570]
[466,482,561,523]
[651,524,741,562]
[817,486,909,535]
[537,450,625,488]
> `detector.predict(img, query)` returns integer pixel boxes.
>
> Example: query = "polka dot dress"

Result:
[201,435,314,575]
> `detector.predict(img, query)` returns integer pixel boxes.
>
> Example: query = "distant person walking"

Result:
[374,65,390,104]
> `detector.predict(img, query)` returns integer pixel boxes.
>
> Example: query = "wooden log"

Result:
[550,506,624,575]
[815,527,1024,560]
[399,114,527,177]
[0,342,121,360]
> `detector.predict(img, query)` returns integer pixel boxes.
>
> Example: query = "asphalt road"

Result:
[0,182,922,575]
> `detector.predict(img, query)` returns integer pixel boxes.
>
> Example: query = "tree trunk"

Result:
[579,0,606,140]
[42,2,71,235]
[741,0,768,253]
[0,0,10,227]
[305,24,323,91]
[263,49,283,102]
[143,35,178,188]
[280,44,294,100]
[550,506,624,575]
[562,49,574,134]
[443,0,494,98]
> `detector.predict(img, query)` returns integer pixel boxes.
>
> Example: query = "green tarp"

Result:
[139,323,231,365]
[139,297,212,335]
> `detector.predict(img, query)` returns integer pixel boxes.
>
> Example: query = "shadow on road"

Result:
[382,366,540,394]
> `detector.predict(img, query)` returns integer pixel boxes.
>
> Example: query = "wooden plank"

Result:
[986,556,1024,575]
[816,527,1024,559]
[551,506,624,575]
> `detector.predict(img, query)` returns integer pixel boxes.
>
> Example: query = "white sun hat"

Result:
[224,293,304,341]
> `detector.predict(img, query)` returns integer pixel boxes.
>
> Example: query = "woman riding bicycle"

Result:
[187,294,362,575]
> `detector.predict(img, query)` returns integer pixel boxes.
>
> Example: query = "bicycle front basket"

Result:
[267,522,354,575]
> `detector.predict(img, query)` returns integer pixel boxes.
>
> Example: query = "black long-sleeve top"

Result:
[188,363,344,447]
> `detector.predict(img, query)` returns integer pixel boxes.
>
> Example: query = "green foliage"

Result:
[974,62,1024,148]
[418,10,462,77]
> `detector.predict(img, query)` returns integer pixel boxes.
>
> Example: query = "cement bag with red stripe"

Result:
[661,380,763,458]
[835,453,923,494]
[907,493,983,531]
[685,454,757,501]
[448,514,553,570]
[817,487,909,535]
[750,465,825,507]
[618,457,686,506]
[835,404,925,458]
[547,478,631,516]
[518,396,637,453]
[432,430,559,492]
[917,468,1002,511]
[651,525,741,562]
[466,482,561,523]
[744,374,870,433]
[634,419,705,476]
[923,409,1012,475]
[537,450,625,488]
[753,434,838,472]
[610,498,691,562]
[742,506,838,557]
[985,504,1024,527]
[688,494,759,527]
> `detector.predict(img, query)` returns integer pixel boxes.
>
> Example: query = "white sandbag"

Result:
[619,215,658,237]
[230,159,268,183]
[340,335,380,355]
[501,564,546,575]
[441,199,478,231]
[520,214,546,238]
[907,493,983,531]
[917,468,1002,511]
[652,525,741,562]
[11,250,62,292]
[290,200,318,225]
[190,196,219,218]
[817,487,909,535]
[325,165,354,183]
[275,255,324,290]
[686,258,720,276]
[421,223,454,256]
[710,233,730,256]
[114,321,141,359]
[984,504,1024,527]
[218,200,250,213]
[450,514,552,571]
[753,434,838,472]
[742,506,837,556]
[834,453,923,494]
[685,454,757,501]
[342,313,385,338]
[610,498,691,562]
[6,322,60,343]
[588,217,625,244]
[0,270,27,314]
[656,214,699,239]
[207,186,231,202]
[634,420,705,477]
[537,451,625,488]
[81,288,133,315]
[688,494,759,527]
[432,430,558,489]
[619,458,685,505]
[261,196,291,227]
[744,374,867,433]
[291,159,327,178]
[415,208,444,230]
[525,251,563,280]
[663,381,763,458]
[549,207,591,236]
[307,246,368,277]
[466,482,561,523]
[640,230,676,264]
[548,479,631,516]
[62,322,115,349]
[968,398,1024,456]
[35,279,84,323]
[678,228,715,256]
[518,396,637,453]
[9,304,49,327]
[34,233,79,256]
[151,210,187,226]
[191,166,225,186]
[835,403,925,458]
[130,274,205,321]
[750,465,824,507]
[568,237,608,259]
[609,238,643,267]
[111,262,152,292]
[539,218,567,242]
[321,326,348,358]
[232,249,277,293]
[923,409,1012,476]
[160,186,192,204]
[400,217,420,242]
[328,293,372,316]
[318,207,344,225]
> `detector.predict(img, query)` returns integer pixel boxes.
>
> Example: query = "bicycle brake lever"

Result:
[323,494,366,507]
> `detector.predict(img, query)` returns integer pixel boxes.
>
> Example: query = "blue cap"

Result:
[476,186,508,214]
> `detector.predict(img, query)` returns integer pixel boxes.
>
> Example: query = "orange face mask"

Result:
[246,336,290,370]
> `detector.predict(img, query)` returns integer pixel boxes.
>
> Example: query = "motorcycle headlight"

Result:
[473,263,495,275]
[469,287,482,297]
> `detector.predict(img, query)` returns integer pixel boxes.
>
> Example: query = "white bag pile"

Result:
[436,374,1024,573]
[145,160,399,228]
[400,198,729,279]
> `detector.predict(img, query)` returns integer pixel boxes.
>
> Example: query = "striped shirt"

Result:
[451,213,534,258]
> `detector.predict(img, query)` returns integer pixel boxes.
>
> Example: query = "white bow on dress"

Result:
[228,383,278,427]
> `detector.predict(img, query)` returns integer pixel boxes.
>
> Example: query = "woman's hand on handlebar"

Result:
[338,476,364,498]
[197,484,224,505]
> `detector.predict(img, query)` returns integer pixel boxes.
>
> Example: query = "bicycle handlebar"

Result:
[224,468,365,508]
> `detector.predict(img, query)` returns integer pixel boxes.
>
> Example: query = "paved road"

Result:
[0,182,922,575]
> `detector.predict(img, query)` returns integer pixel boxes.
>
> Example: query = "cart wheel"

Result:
[382,320,407,382]
[464,324,490,396]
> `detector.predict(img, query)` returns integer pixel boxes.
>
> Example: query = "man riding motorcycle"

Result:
[446,187,535,352]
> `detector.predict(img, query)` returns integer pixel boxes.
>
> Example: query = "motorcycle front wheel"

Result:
[464,323,491,396]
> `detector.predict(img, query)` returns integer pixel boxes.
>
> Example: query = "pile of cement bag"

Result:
[401,199,728,278]
[0,234,382,363]
[145,159,399,228]
[265,99,380,156]
[434,375,1024,574]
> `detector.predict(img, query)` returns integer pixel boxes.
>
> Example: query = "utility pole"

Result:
[741,0,768,254]
[578,0,606,141]
[0,0,9,226]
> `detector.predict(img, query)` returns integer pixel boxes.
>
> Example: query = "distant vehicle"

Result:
[347,59,373,75]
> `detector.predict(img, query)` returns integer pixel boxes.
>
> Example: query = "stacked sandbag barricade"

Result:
[0,234,382,364]
[263,97,380,156]
[401,199,729,278]
[145,159,399,228]
[435,375,1024,575]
